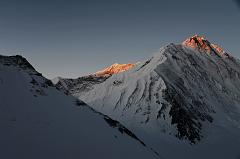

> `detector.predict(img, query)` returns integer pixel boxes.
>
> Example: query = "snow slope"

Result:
[0,55,158,159]
[76,36,240,159]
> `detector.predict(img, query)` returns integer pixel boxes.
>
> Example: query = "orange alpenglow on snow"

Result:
[95,63,135,76]
[182,35,229,58]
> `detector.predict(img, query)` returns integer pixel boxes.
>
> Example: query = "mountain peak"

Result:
[95,63,135,77]
[182,35,212,53]
[182,35,229,58]
[0,55,35,70]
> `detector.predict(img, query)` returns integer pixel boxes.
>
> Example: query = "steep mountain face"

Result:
[73,36,240,159]
[54,63,135,96]
[0,55,157,159]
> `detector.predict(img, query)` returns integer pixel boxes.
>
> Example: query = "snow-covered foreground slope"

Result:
[77,36,240,159]
[0,55,158,159]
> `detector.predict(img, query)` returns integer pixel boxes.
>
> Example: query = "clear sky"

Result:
[0,0,240,79]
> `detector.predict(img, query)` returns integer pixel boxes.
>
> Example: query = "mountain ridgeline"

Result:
[55,35,240,159]
[1,35,240,159]
[0,55,158,159]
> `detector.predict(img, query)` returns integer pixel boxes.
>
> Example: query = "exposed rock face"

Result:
[182,35,229,58]
[55,75,107,95]
[0,55,35,70]
[210,43,230,58]
[95,63,135,77]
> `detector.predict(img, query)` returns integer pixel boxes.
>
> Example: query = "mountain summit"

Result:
[95,63,135,77]
[182,35,229,58]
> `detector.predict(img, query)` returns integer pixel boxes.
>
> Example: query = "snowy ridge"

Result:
[54,75,108,95]
[0,55,158,159]
[53,63,135,96]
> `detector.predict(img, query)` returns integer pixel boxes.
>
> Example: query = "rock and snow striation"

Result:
[54,63,135,96]
[54,75,107,95]
[69,35,240,159]
[0,55,158,159]
[182,35,230,58]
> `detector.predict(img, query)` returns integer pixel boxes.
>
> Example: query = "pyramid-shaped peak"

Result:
[182,35,229,58]
[182,35,211,50]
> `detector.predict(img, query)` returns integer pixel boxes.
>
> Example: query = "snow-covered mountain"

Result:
[66,35,240,159]
[0,55,158,159]
[54,63,135,95]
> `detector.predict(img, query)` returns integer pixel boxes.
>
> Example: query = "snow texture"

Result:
[75,43,240,159]
[0,55,158,159]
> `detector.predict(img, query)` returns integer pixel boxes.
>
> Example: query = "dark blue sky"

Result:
[0,0,239,78]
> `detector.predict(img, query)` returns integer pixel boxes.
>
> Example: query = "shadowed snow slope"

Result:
[0,55,158,159]
[76,36,240,159]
